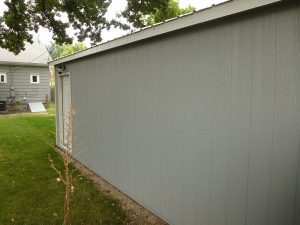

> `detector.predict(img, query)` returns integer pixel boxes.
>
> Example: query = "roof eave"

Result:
[49,0,284,66]
[0,61,48,67]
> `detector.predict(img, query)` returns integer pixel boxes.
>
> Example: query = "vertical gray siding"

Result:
[60,3,300,225]
[0,65,50,102]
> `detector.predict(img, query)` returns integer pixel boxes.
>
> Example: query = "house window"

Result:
[0,74,7,83]
[30,74,40,84]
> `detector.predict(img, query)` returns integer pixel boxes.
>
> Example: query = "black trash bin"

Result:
[0,101,6,111]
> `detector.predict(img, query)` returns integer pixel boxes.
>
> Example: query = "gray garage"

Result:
[51,0,300,224]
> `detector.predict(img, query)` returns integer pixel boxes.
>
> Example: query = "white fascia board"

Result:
[49,0,283,66]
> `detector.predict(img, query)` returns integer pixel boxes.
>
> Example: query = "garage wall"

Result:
[62,2,300,225]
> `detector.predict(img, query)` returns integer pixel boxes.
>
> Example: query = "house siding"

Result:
[0,65,50,103]
[0,65,11,102]
[57,2,300,225]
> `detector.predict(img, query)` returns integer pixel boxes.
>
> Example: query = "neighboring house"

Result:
[0,40,51,106]
[50,1,300,225]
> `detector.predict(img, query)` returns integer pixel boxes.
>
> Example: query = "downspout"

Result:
[9,65,12,97]
[9,65,15,99]
[9,65,15,104]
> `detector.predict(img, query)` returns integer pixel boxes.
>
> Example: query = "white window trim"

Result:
[30,74,40,84]
[0,73,7,84]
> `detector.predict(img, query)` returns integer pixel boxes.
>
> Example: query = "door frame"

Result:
[57,72,72,151]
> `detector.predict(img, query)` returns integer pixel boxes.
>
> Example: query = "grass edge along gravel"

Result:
[0,113,125,224]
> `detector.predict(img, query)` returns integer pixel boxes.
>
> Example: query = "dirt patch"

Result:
[73,160,169,225]
[0,110,28,115]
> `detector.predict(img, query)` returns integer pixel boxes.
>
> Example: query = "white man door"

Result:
[58,73,72,151]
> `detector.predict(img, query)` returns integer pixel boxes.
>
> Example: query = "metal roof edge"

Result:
[49,0,283,66]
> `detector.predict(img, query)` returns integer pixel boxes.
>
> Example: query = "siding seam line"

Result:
[225,23,233,225]
[244,15,254,225]
[208,28,216,225]
[267,9,277,225]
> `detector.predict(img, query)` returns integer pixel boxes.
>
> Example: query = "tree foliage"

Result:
[49,42,87,60]
[0,0,111,54]
[122,0,195,28]
[0,0,194,55]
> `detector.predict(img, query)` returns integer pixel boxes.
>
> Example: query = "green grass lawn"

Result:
[47,102,56,115]
[0,113,125,224]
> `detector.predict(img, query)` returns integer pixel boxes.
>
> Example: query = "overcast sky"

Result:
[0,0,228,45]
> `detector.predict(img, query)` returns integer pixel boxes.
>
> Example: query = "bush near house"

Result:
[0,113,125,224]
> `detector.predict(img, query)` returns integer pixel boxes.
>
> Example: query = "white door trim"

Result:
[58,72,72,151]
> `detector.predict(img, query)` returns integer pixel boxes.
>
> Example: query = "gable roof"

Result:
[0,40,50,66]
[50,0,285,66]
